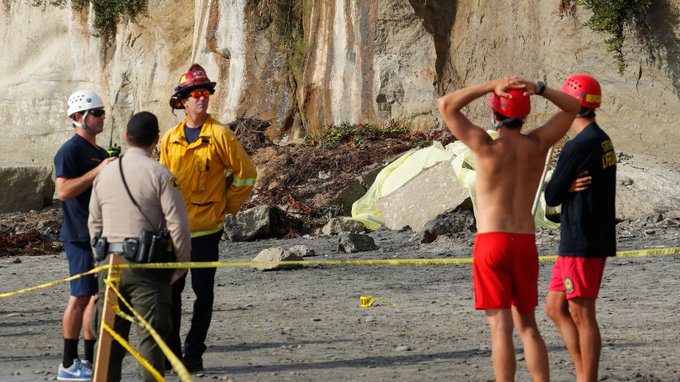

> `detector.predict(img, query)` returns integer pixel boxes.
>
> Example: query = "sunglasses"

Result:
[188,90,212,99]
[88,109,106,118]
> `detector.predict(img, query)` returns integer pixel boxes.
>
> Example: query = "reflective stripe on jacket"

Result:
[160,115,257,234]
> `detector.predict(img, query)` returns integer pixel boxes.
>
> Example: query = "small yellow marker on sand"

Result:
[359,295,375,308]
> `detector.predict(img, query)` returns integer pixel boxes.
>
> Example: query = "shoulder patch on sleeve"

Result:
[169,175,180,189]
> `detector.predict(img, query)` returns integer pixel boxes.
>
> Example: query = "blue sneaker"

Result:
[57,358,92,381]
[80,360,93,375]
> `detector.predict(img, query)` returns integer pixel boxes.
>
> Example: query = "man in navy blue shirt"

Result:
[544,74,616,382]
[54,90,115,381]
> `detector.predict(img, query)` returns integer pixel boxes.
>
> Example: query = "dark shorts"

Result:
[549,256,606,299]
[65,241,97,296]
[473,232,538,314]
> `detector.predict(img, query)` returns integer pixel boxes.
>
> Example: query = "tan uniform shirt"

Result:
[88,147,191,269]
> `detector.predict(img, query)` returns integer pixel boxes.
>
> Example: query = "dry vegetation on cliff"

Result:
[235,118,453,225]
[0,119,453,256]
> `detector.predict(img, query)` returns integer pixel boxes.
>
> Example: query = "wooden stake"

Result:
[93,254,123,382]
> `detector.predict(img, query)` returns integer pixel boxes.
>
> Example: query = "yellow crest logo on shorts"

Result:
[169,176,180,189]
[563,277,574,294]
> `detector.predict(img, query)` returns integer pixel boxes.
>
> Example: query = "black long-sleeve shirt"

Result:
[545,122,616,258]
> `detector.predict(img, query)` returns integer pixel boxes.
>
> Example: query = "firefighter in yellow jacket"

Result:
[160,63,257,372]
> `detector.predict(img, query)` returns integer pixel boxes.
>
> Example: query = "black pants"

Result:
[92,255,172,382]
[168,231,221,359]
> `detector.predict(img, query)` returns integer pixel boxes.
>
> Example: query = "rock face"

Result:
[0,165,54,213]
[615,154,680,221]
[2,1,680,170]
[0,1,194,166]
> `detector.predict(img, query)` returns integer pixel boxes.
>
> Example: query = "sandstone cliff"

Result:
[1,0,679,167]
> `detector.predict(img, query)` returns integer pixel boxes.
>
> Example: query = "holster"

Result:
[151,229,175,263]
[92,236,108,262]
[123,229,175,264]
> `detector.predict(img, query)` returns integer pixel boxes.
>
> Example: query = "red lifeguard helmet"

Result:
[488,88,531,119]
[561,74,601,109]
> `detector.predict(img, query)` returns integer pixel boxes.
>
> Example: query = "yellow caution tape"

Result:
[616,247,680,258]
[119,245,680,268]
[101,269,137,324]
[0,265,108,299]
[1,247,679,300]
[107,292,136,324]
[102,322,164,382]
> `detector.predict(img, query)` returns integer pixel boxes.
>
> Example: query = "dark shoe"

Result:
[182,356,204,373]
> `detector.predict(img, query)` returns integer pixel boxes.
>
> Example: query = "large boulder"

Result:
[322,217,367,235]
[0,165,54,213]
[338,233,379,253]
[224,205,304,241]
[421,209,476,243]
[251,247,304,271]
[375,160,470,232]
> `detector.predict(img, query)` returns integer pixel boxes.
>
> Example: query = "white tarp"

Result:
[351,130,558,231]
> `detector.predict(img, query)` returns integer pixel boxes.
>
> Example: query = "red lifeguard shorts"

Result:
[473,232,538,314]
[548,256,606,299]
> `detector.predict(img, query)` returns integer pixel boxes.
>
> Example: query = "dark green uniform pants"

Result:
[92,254,172,382]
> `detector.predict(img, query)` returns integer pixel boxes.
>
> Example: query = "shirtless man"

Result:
[437,76,580,382]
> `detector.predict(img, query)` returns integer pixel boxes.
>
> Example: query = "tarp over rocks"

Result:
[351,131,558,231]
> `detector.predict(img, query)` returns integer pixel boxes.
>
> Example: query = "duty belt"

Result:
[107,242,125,253]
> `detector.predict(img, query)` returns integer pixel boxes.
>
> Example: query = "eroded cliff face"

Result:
[442,1,680,162]
[0,0,193,164]
[1,0,679,167]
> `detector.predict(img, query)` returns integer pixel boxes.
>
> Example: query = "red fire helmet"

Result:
[169,64,216,110]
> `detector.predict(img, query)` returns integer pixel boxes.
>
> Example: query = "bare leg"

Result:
[546,290,584,380]
[82,296,97,341]
[512,307,549,382]
[63,295,91,339]
[569,298,600,382]
[485,309,515,382]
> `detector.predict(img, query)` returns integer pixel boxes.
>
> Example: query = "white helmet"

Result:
[67,90,104,117]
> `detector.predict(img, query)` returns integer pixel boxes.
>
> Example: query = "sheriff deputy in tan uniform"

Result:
[88,111,191,381]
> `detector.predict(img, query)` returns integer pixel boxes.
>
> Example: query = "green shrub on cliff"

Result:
[32,0,146,43]
[561,0,652,74]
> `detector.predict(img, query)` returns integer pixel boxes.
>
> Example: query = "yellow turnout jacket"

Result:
[160,115,257,236]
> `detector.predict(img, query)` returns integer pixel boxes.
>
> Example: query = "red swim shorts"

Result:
[548,256,606,299]
[473,232,538,314]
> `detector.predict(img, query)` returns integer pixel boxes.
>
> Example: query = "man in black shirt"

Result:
[55,90,115,381]
[544,74,616,382]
